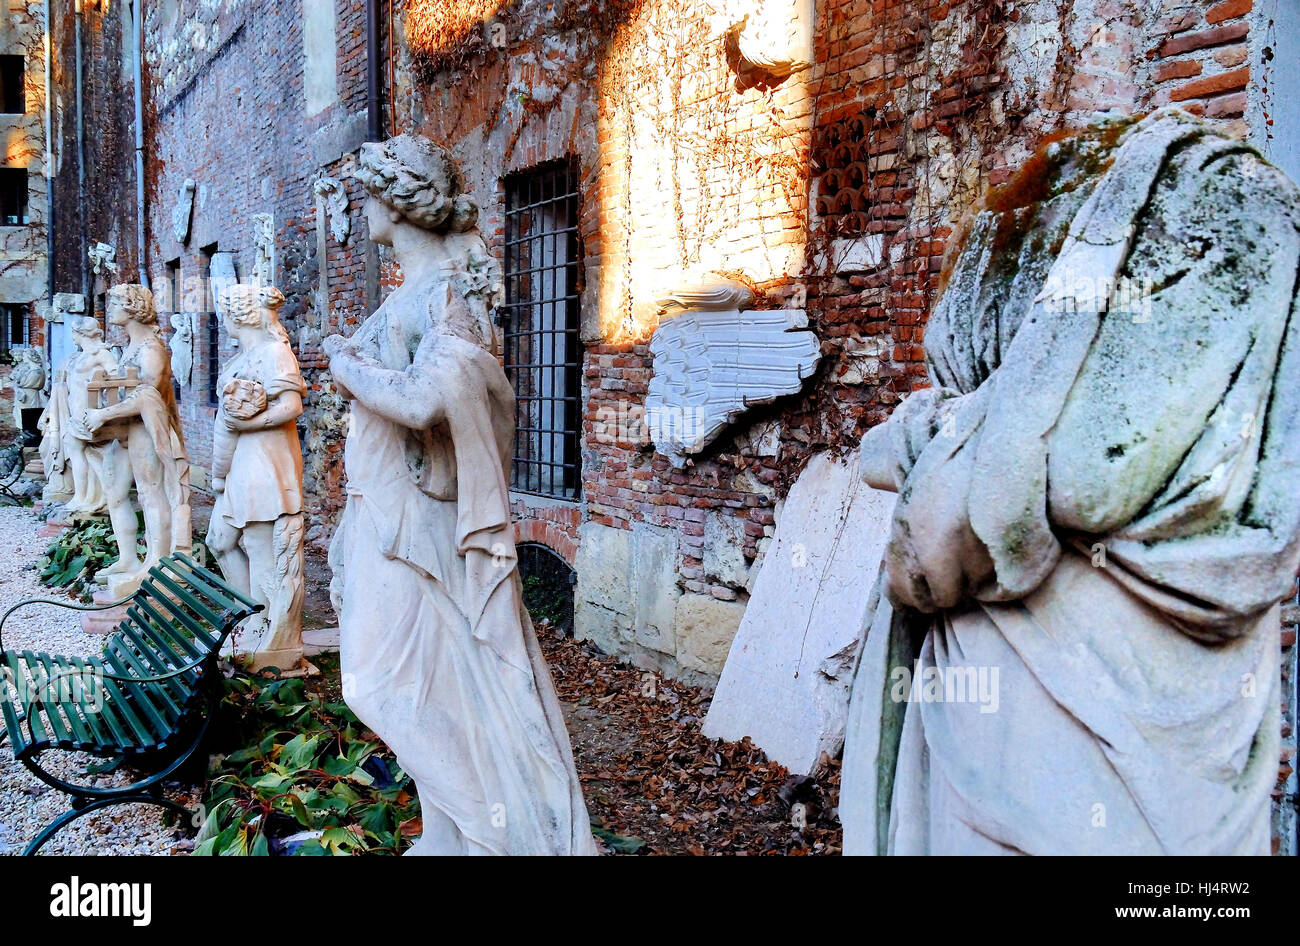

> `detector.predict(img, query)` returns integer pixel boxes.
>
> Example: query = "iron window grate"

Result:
[502,158,582,500]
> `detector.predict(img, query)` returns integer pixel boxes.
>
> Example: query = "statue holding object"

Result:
[77,284,192,593]
[40,317,116,512]
[207,284,306,671]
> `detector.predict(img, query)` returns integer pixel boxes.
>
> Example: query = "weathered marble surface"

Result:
[167,311,194,388]
[704,451,895,774]
[324,134,595,856]
[172,178,196,244]
[842,109,1300,855]
[209,284,306,671]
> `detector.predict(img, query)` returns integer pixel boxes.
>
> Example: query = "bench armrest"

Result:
[43,653,215,689]
[0,596,133,656]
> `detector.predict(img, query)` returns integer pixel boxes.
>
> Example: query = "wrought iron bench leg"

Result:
[23,792,194,856]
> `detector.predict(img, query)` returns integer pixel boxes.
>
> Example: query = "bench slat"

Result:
[0,653,29,753]
[145,571,229,630]
[50,655,114,749]
[30,653,93,750]
[93,674,160,748]
[130,605,206,665]
[169,554,261,611]
[123,614,201,694]
[19,651,62,746]
[133,590,215,655]
[99,646,174,738]
[101,640,184,727]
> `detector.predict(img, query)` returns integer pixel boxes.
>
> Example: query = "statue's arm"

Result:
[222,390,304,432]
[323,330,448,431]
[87,342,168,427]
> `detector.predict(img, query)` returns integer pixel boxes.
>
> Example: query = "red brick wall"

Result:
[1149,0,1253,132]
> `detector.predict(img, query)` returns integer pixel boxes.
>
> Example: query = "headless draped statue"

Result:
[841,109,1300,855]
[323,134,596,856]
[11,347,47,436]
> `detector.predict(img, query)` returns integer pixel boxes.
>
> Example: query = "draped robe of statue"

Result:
[209,332,306,665]
[58,340,116,512]
[38,369,72,500]
[842,109,1300,855]
[327,276,596,856]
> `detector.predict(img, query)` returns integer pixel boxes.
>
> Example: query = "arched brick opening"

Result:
[517,541,577,636]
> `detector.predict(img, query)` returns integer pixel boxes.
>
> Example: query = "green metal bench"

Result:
[0,553,262,855]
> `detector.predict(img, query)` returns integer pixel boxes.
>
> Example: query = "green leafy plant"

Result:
[37,516,138,600]
[194,662,419,856]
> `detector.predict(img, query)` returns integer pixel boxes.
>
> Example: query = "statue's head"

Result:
[71,316,104,350]
[217,284,290,345]
[106,284,157,328]
[354,134,479,243]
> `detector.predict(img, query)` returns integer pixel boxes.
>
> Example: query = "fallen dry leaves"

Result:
[541,632,842,856]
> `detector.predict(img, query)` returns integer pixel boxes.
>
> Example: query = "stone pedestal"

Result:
[104,571,145,601]
[80,587,130,636]
[303,625,340,656]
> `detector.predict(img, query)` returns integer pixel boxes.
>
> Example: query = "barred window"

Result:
[502,159,582,499]
[1,303,27,354]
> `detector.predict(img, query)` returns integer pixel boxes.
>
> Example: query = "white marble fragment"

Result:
[703,451,895,773]
[647,279,820,467]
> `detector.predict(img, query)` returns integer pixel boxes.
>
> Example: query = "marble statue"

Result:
[11,347,47,434]
[77,284,192,592]
[841,109,1300,856]
[313,176,351,245]
[208,284,306,671]
[324,133,596,856]
[172,178,196,245]
[724,0,813,90]
[168,311,194,387]
[88,242,118,277]
[37,402,72,502]
[42,317,115,512]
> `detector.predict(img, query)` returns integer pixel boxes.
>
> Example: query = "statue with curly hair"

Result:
[79,284,191,593]
[208,284,307,671]
[324,134,595,855]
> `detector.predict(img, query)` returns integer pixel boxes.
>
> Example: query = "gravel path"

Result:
[0,506,192,856]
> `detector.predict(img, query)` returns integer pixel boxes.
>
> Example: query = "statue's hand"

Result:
[323,334,357,400]
[83,408,103,433]
[322,333,354,362]
[211,476,225,494]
